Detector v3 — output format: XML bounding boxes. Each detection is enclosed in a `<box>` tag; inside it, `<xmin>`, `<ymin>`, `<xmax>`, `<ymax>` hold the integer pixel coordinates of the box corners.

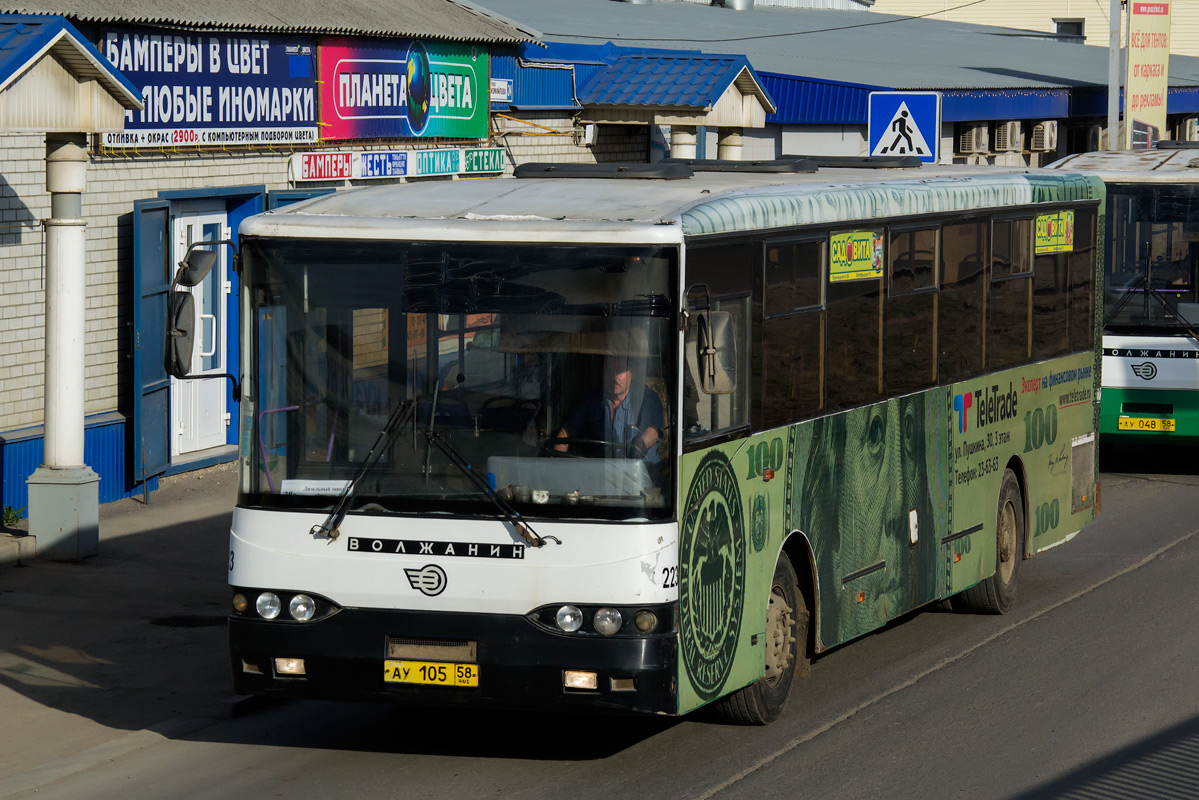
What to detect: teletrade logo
<box><xmin>953</xmin><ymin>392</ymin><xmax>973</xmax><ymax>433</ymax></box>
<box><xmin>954</xmin><ymin>383</ymin><xmax>1019</xmax><ymax>434</ymax></box>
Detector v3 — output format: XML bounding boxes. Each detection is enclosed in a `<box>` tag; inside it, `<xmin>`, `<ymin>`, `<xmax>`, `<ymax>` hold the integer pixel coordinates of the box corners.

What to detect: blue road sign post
<box><xmin>869</xmin><ymin>92</ymin><xmax>941</xmax><ymax>164</ymax></box>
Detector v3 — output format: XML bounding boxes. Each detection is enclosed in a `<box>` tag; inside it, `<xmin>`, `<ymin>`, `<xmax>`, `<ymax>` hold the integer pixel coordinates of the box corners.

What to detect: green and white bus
<box><xmin>1048</xmin><ymin>147</ymin><xmax>1199</xmax><ymax>445</ymax></box>
<box><xmin>174</xmin><ymin>159</ymin><xmax>1103</xmax><ymax>723</ymax></box>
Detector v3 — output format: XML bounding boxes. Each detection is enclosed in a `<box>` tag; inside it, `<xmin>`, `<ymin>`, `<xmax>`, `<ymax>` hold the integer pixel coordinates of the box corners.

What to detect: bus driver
<box><xmin>554</xmin><ymin>355</ymin><xmax>663</xmax><ymax>462</ymax></box>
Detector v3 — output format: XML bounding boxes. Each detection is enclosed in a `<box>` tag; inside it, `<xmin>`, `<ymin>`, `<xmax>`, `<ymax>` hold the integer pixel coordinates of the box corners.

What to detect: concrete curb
<box><xmin>0</xmin><ymin>533</ymin><xmax>35</xmax><ymax>567</ymax></box>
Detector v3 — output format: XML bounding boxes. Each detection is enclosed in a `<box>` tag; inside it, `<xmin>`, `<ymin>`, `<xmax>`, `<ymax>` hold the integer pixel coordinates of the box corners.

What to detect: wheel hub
<box><xmin>998</xmin><ymin>499</ymin><xmax>1017</xmax><ymax>581</ymax></box>
<box><xmin>763</xmin><ymin>586</ymin><xmax>795</xmax><ymax>685</ymax></box>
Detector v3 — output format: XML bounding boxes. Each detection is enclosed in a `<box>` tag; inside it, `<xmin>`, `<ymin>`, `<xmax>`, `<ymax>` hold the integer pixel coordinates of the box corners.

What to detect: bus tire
<box><xmin>956</xmin><ymin>468</ymin><xmax>1023</xmax><ymax>615</ymax></box>
<box><xmin>714</xmin><ymin>555</ymin><xmax>807</xmax><ymax>725</ymax></box>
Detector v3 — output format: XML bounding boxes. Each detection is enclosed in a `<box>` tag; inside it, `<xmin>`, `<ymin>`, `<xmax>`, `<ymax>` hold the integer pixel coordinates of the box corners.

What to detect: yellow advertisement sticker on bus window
<box><xmin>829</xmin><ymin>230</ymin><xmax>884</xmax><ymax>282</ymax></box>
<box><xmin>1035</xmin><ymin>210</ymin><xmax>1075</xmax><ymax>254</ymax></box>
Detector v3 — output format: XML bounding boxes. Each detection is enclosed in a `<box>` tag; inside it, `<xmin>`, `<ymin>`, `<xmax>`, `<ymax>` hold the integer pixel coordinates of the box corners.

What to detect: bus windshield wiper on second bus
<box><xmin>1106</xmin><ymin>275</ymin><xmax>1199</xmax><ymax>340</ymax></box>
<box><xmin>309</xmin><ymin>397</ymin><xmax>418</xmax><ymax>541</ymax></box>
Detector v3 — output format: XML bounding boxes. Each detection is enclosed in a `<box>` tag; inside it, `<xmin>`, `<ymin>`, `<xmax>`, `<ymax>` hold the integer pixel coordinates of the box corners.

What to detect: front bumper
<box><xmin>229</xmin><ymin>606</ymin><xmax>678</xmax><ymax>716</ymax></box>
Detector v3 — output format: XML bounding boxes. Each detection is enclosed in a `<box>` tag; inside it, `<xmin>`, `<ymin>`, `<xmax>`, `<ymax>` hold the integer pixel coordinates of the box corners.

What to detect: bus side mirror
<box><xmin>176</xmin><ymin>246</ymin><xmax>217</xmax><ymax>287</ymax></box>
<box><xmin>165</xmin><ymin>291</ymin><xmax>196</xmax><ymax>378</ymax></box>
<box><xmin>697</xmin><ymin>311</ymin><xmax>736</xmax><ymax>394</ymax></box>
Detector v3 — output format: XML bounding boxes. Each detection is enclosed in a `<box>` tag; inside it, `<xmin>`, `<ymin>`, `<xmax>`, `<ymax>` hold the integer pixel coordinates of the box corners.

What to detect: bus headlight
<box><xmin>234</xmin><ymin>587</ymin><xmax>341</xmax><ymax>623</ymax></box>
<box><xmin>633</xmin><ymin>610</ymin><xmax>658</xmax><ymax>632</ymax></box>
<box><xmin>556</xmin><ymin>605</ymin><xmax>583</xmax><ymax>632</ymax></box>
<box><xmin>289</xmin><ymin>594</ymin><xmax>316</xmax><ymax>622</ymax></box>
<box><xmin>256</xmin><ymin>592</ymin><xmax>281</xmax><ymax>620</ymax></box>
<box><xmin>594</xmin><ymin>607</ymin><xmax>623</xmax><ymax>635</ymax></box>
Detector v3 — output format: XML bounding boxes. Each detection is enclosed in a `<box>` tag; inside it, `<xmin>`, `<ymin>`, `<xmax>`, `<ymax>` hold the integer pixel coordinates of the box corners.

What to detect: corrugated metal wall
<box><xmin>0</xmin><ymin>414</ymin><xmax>158</xmax><ymax>518</ymax></box>
<box><xmin>761</xmin><ymin>72</ymin><xmax>873</xmax><ymax>125</ymax></box>
<box><xmin>490</xmin><ymin>50</ymin><xmax>581</xmax><ymax>111</ymax></box>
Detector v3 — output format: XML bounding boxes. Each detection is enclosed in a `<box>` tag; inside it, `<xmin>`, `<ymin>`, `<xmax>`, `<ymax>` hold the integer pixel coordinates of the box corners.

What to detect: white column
<box><xmin>717</xmin><ymin>128</ymin><xmax>744</xmax><ymax>161</ymax></box>
<box><xmin>43</xmin><ymin>137</ymin><xmax>88</xmax><ymax>466</ymax></box>
<box><xmin>28</xmin><ymin>133</ymin><xmax>99</xmax><ymax>561</ymax></box>
<box><xmin>670</xmin><ymin>126</ymin><xmax>697</xmax><ymax>159</ymax></box>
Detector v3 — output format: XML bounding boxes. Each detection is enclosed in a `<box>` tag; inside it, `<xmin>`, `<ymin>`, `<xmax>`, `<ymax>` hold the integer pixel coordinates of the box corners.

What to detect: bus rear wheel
<box><xmin>956</xmin><ymin>468</ymin><xmax>1024</xmax><ymax>614</ymax></box>
<box><xmin>715</xmin><ymin>555</ymin><xmax>808</xmax><ymax>725</ymax></box>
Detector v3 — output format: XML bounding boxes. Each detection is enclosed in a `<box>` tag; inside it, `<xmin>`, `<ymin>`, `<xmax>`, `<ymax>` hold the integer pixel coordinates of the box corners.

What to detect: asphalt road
<box><xmin>4</xmin><ymin>443</ymin><xmax>1198</xmax><ymax>800</ymax></box>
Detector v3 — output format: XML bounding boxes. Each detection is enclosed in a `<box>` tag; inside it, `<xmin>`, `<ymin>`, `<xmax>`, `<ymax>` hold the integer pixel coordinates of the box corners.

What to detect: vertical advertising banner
<box><xmin>319</xmin><ymin>39</ymin><xmax>488</xmax><ymax>140</ymax></box>
<box><xmin>98</xmin><ymin>27</ymin><xmax>318</xmax><ymax>147</ymax></box>
<box><xmin>1125</xmin><ymin>2</ymin><xmax>1172</xmax><ymax>149</ymax></box>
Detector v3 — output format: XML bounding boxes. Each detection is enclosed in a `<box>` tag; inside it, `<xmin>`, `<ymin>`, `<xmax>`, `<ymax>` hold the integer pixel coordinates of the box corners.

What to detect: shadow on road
<box><xmin>1011</xmin><ymin>713</ymin><xmax>1199</xmax><ymax>800</ymax></box>
<box><xmin>194</xmin><ymin>697</ymin><xmax>675</xmax><ymax>760</ymax></box>
<box><xmin>0</xmin><ymin>505</ymin><xmax>234</xmax><ymax>743</ymax></box>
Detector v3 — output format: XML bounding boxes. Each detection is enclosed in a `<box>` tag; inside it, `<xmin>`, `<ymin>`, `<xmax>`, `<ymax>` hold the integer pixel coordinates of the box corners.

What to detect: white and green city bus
<box><xmin>1048</xmin><ymin>146</ymin><xmax>1199</xmax><ymax>445</ymax></box>
<box><xmin>168</xmin><ymin>158</ymin><xmax>1103</xmax><ymax>723</ymax></box>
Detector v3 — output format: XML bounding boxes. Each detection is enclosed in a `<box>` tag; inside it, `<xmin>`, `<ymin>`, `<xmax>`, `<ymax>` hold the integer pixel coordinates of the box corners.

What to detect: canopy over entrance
<box><xmin>577</xmin><ymin>53</ymin><xmax>775</xmax><ymax>128</ymax></box>
<box><xmin>0</xmin><ymin>14</ymin><xmax>142</xmax><ymax>132</ymax></box>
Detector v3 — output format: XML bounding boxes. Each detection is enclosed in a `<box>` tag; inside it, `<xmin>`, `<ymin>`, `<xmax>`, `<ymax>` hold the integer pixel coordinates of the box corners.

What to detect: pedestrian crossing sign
<box><xmin>868</xmin><ymin>92</ymin><xmax>940</xmax><ymax>164</ymax></box>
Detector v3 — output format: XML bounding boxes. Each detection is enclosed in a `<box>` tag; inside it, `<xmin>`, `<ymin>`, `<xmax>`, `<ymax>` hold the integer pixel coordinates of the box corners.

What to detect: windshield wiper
<box><xmin>424</xmin><ymin>429</ymin><xmax>560</xmax><ymax>548</ymax></box>
<box><xmin>1106</xmin><ymin>275</ymin><xmax>1199</xmax><ymax>340</ymax></box>
<box><xmin>310</xmin><ymin>397</ymin><xmax>418</xmax><ymax>541</ymax></box>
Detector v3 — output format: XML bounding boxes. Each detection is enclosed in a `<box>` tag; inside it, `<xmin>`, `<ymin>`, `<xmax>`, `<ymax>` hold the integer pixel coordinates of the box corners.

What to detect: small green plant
<box><xmin>2</xmin><ymin>506</ymin><xmax>25</xmax><ymax>527</ymax></box>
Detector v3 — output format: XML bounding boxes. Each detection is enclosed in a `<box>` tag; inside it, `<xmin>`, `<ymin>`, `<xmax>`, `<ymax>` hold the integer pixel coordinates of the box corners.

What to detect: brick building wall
<box><xmin>493</xmin><ymin>112</ymin><xmax>649</xmax><ymax>168</ymax></box>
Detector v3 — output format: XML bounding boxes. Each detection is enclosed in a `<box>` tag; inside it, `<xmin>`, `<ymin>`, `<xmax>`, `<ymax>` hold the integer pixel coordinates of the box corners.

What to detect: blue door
<box><xmin>132</xmin><ymin>199</ymin><xmax>172</xmax><ymax>486</ymax></box>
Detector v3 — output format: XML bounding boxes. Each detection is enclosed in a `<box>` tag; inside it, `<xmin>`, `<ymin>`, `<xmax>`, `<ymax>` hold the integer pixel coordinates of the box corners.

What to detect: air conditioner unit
<box><xmin>1030</xmin><ymin>121</ymin><xmax>1058</xmax><ymax>152</ymax></box>
<box><xmin>958</xmin><ymin>123</ymin><xmax>989</xmax><ymax>155</ymax></box>
<box><xmin>1185</xmin><ymin>117</ymin><xmax>1199</xmax><ymax>142</ymax></box>
<box><xmin>993</xmin><ymin>121</ymin><xmax>1022</xmax><ymax>152</ymax></box>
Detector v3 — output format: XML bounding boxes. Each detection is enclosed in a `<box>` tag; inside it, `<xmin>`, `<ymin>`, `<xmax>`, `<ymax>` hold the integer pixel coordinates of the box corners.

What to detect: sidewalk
<box><xmin>0</xmin><ymin>463</ymin><xmax>240</xmax><ymax>792</ymax></box>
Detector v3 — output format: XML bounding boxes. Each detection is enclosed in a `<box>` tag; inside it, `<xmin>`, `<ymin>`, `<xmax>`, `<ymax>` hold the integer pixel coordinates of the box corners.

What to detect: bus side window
<box><xmin>762</xmin><ymin>238</ymin><xmax>824</xmax><ymax>428</ymax></box>
<box><xmin>884</xmin><ymin>226</ymin><xmax>937</xmax><ymax>396</ymax></box>
<box><xmin>988</xmin><ymin>218</ymin><xmax>1033</xmax><ymax>371</ymax></box>
<box><xmin>1068</xmin><ymin>209</ymin><xmax>1097</xmax><ymax>351</ymax></box>
<box><xmin>1033</xmin><ymin>250</ymin><xmax>1071</xmax><ymax>360</ymax></box>
<box><xmin>826</xmin><ymin>234</ymin><xmax>883</xmax><ymax>411</ymax></box>
<box><xmin>939</xmin><ymin>221</ymin><xmax>987</xmax><ymax>383</ymax></box>
<box><xmin>685</xmin><ymin>243</ymin><xmax>754</xmax><ymax>441</ymax></box>
<box><xmin>685</xmin><ymin>294</ymin><xmax>750</xmax><ymax>439</ymax></box>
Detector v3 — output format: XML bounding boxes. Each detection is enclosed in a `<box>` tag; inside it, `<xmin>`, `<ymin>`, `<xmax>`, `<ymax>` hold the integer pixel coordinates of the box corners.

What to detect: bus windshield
<box><xmin>1106</xmin><ymin>184</ymin><xmax>1199</xmax><ymax>331</ymax></box>
<box><xmin>240</xmin><ymin>238</ymin><xmax>678</xmax><ymax>522</ymax></box>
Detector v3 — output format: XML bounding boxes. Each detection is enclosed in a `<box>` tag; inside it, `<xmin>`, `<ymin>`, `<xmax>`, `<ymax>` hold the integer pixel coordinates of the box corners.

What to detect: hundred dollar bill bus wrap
<box><xmin>1047</xmin><ymin>146</ymin><xmax>1199</xmax><ymax>445</ymax></box>
<box><xmin>173</xmin><ymin>159</ymin><xmax>1103</xmax><ymax>724</ymax></box>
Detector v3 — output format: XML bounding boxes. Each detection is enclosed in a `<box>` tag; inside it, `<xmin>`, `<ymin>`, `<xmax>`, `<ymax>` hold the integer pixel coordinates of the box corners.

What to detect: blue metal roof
<box><xmin>0</xmin><ymin>13</ymin><xmax>140</xmax><ymax>103</ymax></box>
<box><xmin>492</xmin><ymin>41</ymin><xmax>775</xmax><ymax>114</ymax></box>
<box><xmin>495</xmin><ymin>33</ymin><xmax>1094</xmax><ymax>126</ymax></box>
<box><xmin>578</xmin><ymin>53</ymin><xmax>771</xmax><ymax>110</ymax></box>
<box><xmin>761</xmin><ymin>72</ymin><xmax>882</xmax><ymax>126</ymax></box>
